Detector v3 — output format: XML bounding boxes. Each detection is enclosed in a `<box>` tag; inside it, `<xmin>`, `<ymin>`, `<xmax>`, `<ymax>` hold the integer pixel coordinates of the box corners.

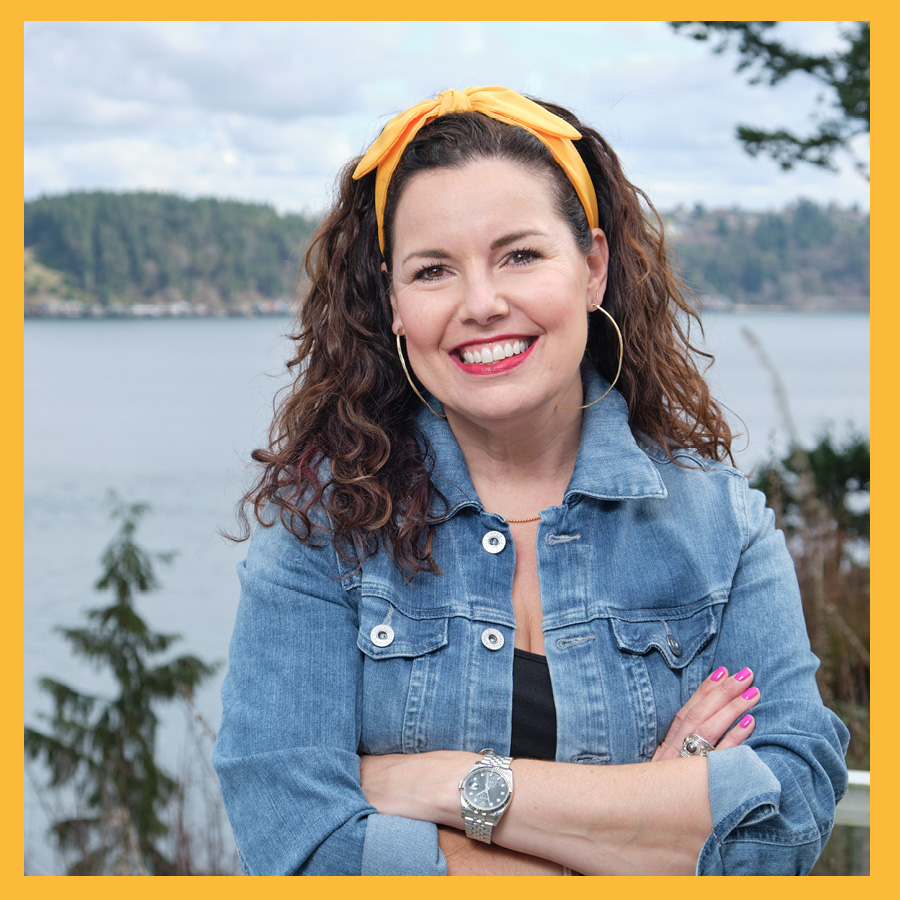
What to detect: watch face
<box><xmin>463</xmin><ymin>768</ymin><xmax>510</xmax><ymax>811</ymax></box>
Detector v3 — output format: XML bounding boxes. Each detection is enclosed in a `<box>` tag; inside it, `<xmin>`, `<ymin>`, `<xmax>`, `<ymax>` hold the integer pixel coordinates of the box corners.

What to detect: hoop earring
<box><xmin>560</xmin><ymin>302</ymin><xmax>624</xmax><ymax>410</ymax></box>
<box><xmin>395</xmin><ymin>328</ymin><xmax>447</xmax><ymax>419</ymax></box>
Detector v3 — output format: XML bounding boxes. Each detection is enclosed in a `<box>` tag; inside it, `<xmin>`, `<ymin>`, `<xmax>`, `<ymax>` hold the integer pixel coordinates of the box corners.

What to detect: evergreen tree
<box><xmin>670</xmin><ymin>21</ymin><xmax>869</xmax><ymax>178</ymax></box>
<box><xmin>25</xmin><ymin>494</ymin><xmax>218</xmax><ymax>875</ymax></box>
<box><xmin>752</xmin><ymin>429</ymin><xmax>870</xmax><ymax>546</ymax></box>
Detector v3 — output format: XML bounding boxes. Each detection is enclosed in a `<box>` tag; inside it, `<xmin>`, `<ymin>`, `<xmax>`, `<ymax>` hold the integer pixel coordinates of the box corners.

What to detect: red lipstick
<box><xmin>451</xmin><ymin>338</ymin><xmax>537</xmax><ymax>375</ymax></box>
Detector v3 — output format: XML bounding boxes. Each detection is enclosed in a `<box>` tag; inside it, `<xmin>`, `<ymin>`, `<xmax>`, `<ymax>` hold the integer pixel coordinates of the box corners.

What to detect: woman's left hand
<box><xmin>652</xmin><ymin>665</ymin><xmax>760</xmax><ymax>762</ymax></box>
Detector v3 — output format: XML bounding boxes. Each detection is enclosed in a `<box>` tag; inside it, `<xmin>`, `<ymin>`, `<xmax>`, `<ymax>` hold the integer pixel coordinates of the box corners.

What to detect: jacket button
<box><xmin>481</xmin><ymin>628</ymin><xmax>505</xmax><ymax>650</ymax></box>
<box><xmin>482</xmin><ymin>531</ymin><xmax>506</xmax><ymax>554</ymax></box>
<box><xmin>666</xmin><ymin>634</ymin><xmax>682</xmax><ymax>657</ymax></box>
<box><xmin>370</xmin><ymin>624</ymin><xmax>395</xmax><ymax>647</ymax></box>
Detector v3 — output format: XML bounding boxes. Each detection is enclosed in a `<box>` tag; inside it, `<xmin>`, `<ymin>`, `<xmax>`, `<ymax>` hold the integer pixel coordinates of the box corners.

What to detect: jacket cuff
<box><xmin>696</xmin><ymin>744</ymin><xmax>781</xmax><ymax>875</ymax></box>
<box><xmin>361</xmin><ymin>814</ymin><xmax>448</xmax><ymax>875</ymax></box>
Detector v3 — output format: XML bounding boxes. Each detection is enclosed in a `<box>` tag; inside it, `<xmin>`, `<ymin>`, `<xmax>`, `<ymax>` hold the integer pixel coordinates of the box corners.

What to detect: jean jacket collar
<box><xmin>416</xmin><ymin>366</ymin><xmax>667</xmax><ymax>521</ymax></box>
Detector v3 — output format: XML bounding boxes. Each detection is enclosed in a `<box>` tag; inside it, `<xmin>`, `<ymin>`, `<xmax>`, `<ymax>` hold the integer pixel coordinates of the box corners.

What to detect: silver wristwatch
<box><xmin>459</xmin><ymin>748</ymin><xmax>514</xmax><ymax>843</ymax></box>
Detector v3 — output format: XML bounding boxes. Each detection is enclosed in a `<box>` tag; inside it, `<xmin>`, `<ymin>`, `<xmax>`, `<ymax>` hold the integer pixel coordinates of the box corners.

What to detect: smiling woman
<box><xmin>212</xmin><ymin>86</ymin><xmax>848</xmax><ymax>876</ymax></box>
<box><xmin>387</xmin><ymin>159</ymin><xmax>605</xmax><ymax>429</ymax></box>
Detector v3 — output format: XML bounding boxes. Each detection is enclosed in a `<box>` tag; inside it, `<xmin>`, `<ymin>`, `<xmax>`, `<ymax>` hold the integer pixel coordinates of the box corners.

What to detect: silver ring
<box><xmin>680</xmin><ymin>732</ymin><xmax>715</xmax><ymax>758</ymax></box>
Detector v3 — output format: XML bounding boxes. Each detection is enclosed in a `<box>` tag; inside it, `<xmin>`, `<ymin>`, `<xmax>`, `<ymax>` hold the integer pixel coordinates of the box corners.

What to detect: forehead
<box><xmin>392</xmin><ymin>158</ymin><xmax>561</xmax><ymax>240</ymax></box>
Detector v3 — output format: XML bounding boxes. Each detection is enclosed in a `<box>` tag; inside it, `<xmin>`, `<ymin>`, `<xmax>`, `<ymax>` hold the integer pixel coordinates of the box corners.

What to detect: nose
<box><xmin>458</xmin><ymin>272</ymin><xmax>509</xmax><ymax>325</ymax></box>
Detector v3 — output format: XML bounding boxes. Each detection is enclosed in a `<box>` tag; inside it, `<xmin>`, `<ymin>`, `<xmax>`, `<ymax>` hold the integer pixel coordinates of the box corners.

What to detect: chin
<box><xmin>446</xmin><ymin>395</ymin><xmax>555</xmax><ymax>425</ymax></box>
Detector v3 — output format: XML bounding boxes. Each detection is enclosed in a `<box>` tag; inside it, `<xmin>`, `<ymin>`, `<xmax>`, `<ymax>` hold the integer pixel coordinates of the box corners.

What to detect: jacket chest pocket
<box><xmin>605</xmin><ymin>593</ymin><xmax>724</xmax><ymax>757</ymax></box>
<box><xmin>357</xmin><ymin>594</ymin><xmax>449</xmax><ymax>755</ymax></box>
<box><xmin>609</xmin><ymin>595</ymin><xmax>722</xmax><ymax>669</ymax></box>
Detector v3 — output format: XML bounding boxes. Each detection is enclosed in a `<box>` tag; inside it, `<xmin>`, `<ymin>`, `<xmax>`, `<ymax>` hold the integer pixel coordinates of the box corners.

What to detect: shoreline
<box><xmin>24</xmin><ymin>302</ymin><xmax>871</xmax><ymax>320</ymax></box>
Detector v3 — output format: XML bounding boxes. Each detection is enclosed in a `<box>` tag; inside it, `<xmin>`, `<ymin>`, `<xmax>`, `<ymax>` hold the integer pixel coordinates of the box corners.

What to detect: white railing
<box><xmin>834</xmin><ymin>769</ymin><xmax>869</xmax><ymax>827</ymax></box>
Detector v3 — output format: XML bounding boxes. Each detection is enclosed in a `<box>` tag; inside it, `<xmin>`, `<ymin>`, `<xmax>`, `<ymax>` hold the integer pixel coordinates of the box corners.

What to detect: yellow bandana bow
<box><xmin>352</xmin><ymin>86</ymin><xmax>599</xmax><ymax>253</ymax></box>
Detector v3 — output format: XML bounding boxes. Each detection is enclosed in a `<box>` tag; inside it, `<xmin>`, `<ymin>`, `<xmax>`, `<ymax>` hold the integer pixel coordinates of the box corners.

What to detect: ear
<box><xmin>382</xmin><ymin>261</ymin><xmax>403</xmax><ymax>334</ymax></box>
<box><xmin>585</xmin><ymin>228</ymin><xmax>610</xmax><ymax>311</ymax></box>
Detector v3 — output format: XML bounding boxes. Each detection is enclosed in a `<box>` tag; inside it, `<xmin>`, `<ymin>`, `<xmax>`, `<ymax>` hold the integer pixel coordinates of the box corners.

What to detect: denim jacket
<box><xmin>213</xmin><ymin>371</ymin><xmax>849</xmax><ymax>876</ymax></box>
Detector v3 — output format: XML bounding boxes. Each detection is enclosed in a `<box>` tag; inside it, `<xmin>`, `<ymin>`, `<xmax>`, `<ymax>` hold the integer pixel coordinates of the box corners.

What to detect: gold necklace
<box><xmin>505</xmin><ymin>514</ymin><xmax>541</xmax><ymax>523</ymax></box>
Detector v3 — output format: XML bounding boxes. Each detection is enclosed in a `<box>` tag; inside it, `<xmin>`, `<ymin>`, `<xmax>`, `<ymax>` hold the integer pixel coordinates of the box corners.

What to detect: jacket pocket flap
<box><xmin>608</xmin><ymin>598</ymin><xmax>721</xmax><ymax>669</ymax></box>
<box><xmin>358</xmin><ymin>595</ymin><xmax>449</xmax><ymax>659</ymax></box>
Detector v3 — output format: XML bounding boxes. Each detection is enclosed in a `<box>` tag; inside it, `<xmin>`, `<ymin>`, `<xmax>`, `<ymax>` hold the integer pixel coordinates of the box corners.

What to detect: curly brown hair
<box><xmin>236</xmin><ymin>97</ymin><xmax>733</xmax><ymax>576</ymax></box>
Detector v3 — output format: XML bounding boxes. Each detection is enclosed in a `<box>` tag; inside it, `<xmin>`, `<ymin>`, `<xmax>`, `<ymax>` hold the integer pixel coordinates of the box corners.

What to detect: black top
<box><xmin>509</xmin><ymin>648</ymin><xmax>557</xmax><ymax>760</ymax></box>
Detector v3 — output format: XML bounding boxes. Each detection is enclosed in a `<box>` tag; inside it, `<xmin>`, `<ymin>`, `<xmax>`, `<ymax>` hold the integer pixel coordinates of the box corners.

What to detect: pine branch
<box><xmin>26</xmin><ymin>493</ymin><xmax>217</xmax><ymax>874</ymax></box>
<box><xmin>670</xmin><ymin>21</ymin><xmax>869</xmax><ymax>178</ymax></box>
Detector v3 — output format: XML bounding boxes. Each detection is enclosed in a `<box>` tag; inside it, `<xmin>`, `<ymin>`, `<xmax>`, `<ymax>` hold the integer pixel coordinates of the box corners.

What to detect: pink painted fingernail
<box><xmin>734</xmin><ymin>668</ymin><xmax>752</xmax><ymax>681</ymax></box>
<box><xmin>710</xmin><ymin>666</ymin><xmax>727</xmax><ymax>682</ymax></box>
<box><xmin>739</xmin><ymin>714</ymin><xmax>754</xmax><ymax>728</ymax></box>
<box><xmin>741</xmin><ymin>687</ymin><xmax>759</xmax><ymax>701</ymax></box>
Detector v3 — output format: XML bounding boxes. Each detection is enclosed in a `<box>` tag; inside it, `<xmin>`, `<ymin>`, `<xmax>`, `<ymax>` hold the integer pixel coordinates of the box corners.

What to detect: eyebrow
<box><xmin>400</xmin><ymin>230</ymin><xmax>546</xmax><ymax>268</ymax></box>
<box><xmin>491</xmin><ymin>230</ymin><xmax>544</xmax><ymax>250</ymax></box>
<box><xmin>401</xmin><ymin>248</ymin><xmax>447</xmax><ymax>267</ymax></box>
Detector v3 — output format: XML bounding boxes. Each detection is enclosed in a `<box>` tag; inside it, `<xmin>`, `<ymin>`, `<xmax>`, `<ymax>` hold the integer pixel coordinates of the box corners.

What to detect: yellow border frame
<box><xmin>16</xmin><ymin>8</ymin><xmax>882</xmax><ymax>893</ymax></box>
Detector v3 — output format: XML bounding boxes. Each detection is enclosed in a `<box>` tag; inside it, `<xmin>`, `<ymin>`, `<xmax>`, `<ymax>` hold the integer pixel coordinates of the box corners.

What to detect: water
<box><xmin>23</xmin><ymin>311</ymin><xmax>869</xmax><ymax>871</ymax></box>
<box><xmin>24</xmin><ymin>317</ymin><xmax>295</xmax><ymax>873</ymax></box>
<box><xmin>700</xmin><ymin>311</ymin><xmax>869</xmax><ymax>463</ymax></box>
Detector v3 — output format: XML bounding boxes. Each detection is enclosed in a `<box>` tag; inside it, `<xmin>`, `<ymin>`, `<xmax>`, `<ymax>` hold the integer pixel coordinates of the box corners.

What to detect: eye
<box><xmin>506</xmin><ymin>248</ymin><xmax>541</xmax><ymax>266</ymax></box>
<box><xmin>413</xmin><ymin>263</ymin><xmax>447</xmax><ymax>282</ymax></box>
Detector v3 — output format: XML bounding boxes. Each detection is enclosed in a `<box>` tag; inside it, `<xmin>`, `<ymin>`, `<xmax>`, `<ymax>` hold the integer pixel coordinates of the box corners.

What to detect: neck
<box><xmin>446</xmin><ymin>405</ymin><xmax>584</xmax><ymax>517</ymax></box>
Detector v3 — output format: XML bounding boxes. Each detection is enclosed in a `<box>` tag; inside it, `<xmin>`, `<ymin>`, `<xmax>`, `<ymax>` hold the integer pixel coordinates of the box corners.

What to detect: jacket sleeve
<box><xmin>696</xmin><ymin>479</ymin><xmax>850</xmax><ymax>875</ymax></box>
<box><xmin>212</xmin><ymin>512</ymin><xmax>448</xmax><ymax>875</ymax></box>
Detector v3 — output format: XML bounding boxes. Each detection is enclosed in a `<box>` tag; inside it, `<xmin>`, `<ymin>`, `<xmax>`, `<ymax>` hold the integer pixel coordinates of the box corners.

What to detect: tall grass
<box><xmin>742</xmin><ymin>327</ymin><xmax>869</xmax><ymax>875</ymax></box>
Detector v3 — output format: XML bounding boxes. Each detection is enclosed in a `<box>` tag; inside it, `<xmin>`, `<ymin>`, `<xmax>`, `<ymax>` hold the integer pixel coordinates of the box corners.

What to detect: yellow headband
<box><xmin>352</xmin><ymin>85</ymin><xmax>600</xmax><ymax>253</ymax></box>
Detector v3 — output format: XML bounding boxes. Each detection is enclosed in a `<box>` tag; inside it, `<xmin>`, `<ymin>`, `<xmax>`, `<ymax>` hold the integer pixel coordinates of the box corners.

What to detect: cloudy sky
<box><xmin>24</xmin><ymin>21</ymin><xmax>870</xmax><ymax>215</ymax></box>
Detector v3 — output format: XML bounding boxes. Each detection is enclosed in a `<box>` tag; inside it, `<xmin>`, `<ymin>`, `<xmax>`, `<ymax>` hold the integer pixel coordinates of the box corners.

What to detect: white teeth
<box><xmin>460</xmin><ymin>338</ymin><xmax>531</xmax><ymax>365</ymax></box>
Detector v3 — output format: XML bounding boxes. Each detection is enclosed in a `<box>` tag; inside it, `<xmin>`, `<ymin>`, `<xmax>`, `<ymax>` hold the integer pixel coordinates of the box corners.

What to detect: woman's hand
<box><xmin>652</xmin><ymin>666</ymin><xmax>760</xmax><ymax>762</ymax></box>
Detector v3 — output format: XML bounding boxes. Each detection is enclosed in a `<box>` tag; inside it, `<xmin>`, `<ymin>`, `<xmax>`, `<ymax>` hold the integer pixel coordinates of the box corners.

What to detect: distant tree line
<box><xmin>24</xmin><ymin>191</ymin><xmax>869</xmax><ymax>312</ymax></box>
<box><xmin>666</xmin><ymin>200</ymin><xmax>868</xmax><ymax>307</ymax></box>
<box><xmin>25</xmin><ymin>192</ymin><xmax>318</xmax><ymax>311</ymax></box>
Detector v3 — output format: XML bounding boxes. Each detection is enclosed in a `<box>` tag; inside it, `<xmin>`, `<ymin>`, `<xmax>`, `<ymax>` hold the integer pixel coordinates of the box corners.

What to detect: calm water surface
<box><xmin>24</xmin><ymin>311</ymin><xmax>869</xmax><ymax>870</ymax></box>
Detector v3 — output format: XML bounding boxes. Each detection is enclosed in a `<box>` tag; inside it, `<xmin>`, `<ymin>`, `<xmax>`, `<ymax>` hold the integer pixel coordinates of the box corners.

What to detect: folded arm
<box><xmin>213</xmin><ymin>513</ymin><xmax>447</xmax><ymax>875</ymax></box>
<box><xmin>361</xmin><ymin>665</ymin><xmax>760</xmax><ymax>875</ymax></box>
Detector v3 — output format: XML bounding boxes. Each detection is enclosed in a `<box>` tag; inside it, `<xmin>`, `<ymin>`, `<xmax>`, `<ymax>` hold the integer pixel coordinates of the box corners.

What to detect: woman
<box><xmin>213</xmin><ymin>87</ymin><xmax>849</xmax><ymax>875</ymax></box>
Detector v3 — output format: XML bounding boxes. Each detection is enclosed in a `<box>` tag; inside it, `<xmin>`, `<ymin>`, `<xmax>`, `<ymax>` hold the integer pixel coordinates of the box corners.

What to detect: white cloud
<box><xmin>24</xmin><ymin>21</ymin><xmax>869</xmax><ymax>214</ymax></box>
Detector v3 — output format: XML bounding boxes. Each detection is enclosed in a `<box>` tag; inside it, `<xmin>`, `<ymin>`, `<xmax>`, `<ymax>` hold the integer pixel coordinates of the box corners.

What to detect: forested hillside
<box><xmin>665</xmin><ymin>201</ymin><xmax>869</xmax><ymax>309</ymax></box>
<box><xmin>24</xmin><ymin>192</ymin><xmax>869</xmax><ymax>315</ymax></box>
<box><xmin>25</xmin><ymin>192</ymin><xmax>318</xmax><ymax>314</ymax></box>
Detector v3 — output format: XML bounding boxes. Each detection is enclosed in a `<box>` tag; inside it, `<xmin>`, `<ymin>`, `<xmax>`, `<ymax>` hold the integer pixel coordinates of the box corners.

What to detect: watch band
<box><xmin>462</xmin><ymin>812</ymin><xmax>495</xmax><ymax>843</ymax></box>
<box><xmin>460</xmin><ymin>749</ymin><xmax>514</xmax><ymax>843</ymax></box>
<box><xmin>479</xmin><ymin>750</ymin><xmax>513</xmax><ymax>770</ymax></box>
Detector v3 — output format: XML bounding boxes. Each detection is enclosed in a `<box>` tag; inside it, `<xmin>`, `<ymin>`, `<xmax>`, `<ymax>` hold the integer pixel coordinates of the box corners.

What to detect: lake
<box><xmin>23</xmin><ymin>311</ymin><xmax>869</xmax><ymax>872</ymax></box>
